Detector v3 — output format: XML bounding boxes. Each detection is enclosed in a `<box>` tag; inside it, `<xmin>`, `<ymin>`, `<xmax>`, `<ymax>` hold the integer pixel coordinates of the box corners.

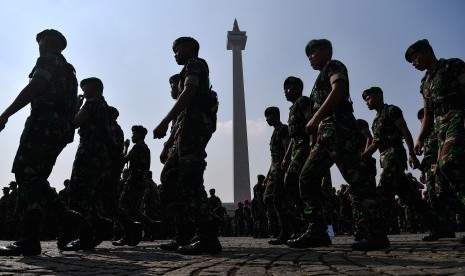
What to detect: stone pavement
<box><xmin>0</xmin><ymin>233</ymin><xmax>464</xmax><ymax>275</ymax></box>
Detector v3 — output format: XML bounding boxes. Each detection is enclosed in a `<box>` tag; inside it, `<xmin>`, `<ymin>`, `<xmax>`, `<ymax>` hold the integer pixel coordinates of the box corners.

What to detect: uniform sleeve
<box><xmin>326</xmin><ymin>61</ymin><xmax>348</xmax><ymax>85</ymax></box>
<box><xmin>303</xmin><ymin>97</ymin><xmax>313</xmax><ymax>121</ymax></box>
<box><xmin>390</xmin><ymin>106</ymin><xmax>407</xmax><ymax>128</ymax></box>
<box><xmin>31</xmin><ymin>55</ymin><xmax>57</xmax><ymax>82</ymax></box>
<box><xmin>184</xmin><ymin>59</ymin><xmax>204</xmax><ymax>87</ymax></box>
<box><xmin>76</xmin><ymin>99</ymin><xmax>97</xmax><ymax>121</ymax></box>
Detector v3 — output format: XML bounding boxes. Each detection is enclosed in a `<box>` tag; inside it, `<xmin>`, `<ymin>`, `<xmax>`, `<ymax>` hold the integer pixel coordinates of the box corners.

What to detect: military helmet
<box><xmin>405</xmin><ymin>39</ymin><xmax>433</xmax><ymax>63</ymax></box>
<box><xmin>36</xmin><ymin>29</ymin><xmax>67</xmax><ymax>50</ymax></box>
<box><xmin>305</xmin><ymin>39</ymin><xmax>332</xmax><ymax>56</ymax></box>
<box><xmin>172</xmin><ymin>37</ymin><xmax>199</xmax><ymax>53</ymax></box>
<box><xmin>362</xmin><ymin>87</ymin><xmax>383</xmax><ymax>101</ymax></box>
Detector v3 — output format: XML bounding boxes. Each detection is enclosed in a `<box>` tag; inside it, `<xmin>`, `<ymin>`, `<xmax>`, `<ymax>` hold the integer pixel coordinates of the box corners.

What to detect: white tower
<box><xmin>227</xmin><ymin>19</ymin><xmax>251</xmax><ymax>202</ymax></box>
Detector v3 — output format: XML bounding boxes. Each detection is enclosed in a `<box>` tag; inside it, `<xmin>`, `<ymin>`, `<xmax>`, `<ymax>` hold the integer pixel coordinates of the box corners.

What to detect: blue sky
<box><xmin>0</xmin><ymin>0</ymin><xmax>464</xmax><ymax>203</ymax></box>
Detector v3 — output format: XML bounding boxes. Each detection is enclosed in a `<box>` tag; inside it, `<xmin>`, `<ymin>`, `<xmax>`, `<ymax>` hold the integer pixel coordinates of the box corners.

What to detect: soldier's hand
<box><xmin>77</xmin><ymin>94</ymin><xmax>84</xmax><ymax>108</ymax></box>
<box><xmin>408</xmin><ymin>154</ymin><xmax>420</xmax><ymax>169</ymax></box>
<box><xmin>153</xmin><ymin>120</ymin><xmax>169</xmax><ymax>139</ymax></box>
<box><xmin>0</xmin><ymin>115</ymin><xmax>7</xmax><ymax>132</ymax></box>
<box><xmin>419</xmin><ymin>172</ymin><xmax>426</xmax><ymax>184</ymax></box>
<box><xmin>305</xmin><ymin>117</ymin><xmax>318</xmax><ymax>136</ymax></box>
<box><xmin>413</xmin><ymin>140</ymin><xmax>423</xmax><ymax>155</ymax></box>
<box><xmin>160</xmin><ymin>146</ymin><xmax>169</xmax><ymax>164</ymax></box>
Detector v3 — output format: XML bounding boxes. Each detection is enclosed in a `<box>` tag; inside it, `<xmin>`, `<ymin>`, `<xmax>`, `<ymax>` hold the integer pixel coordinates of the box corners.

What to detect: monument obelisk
<box><xmin>227</xmin><ymin>19</ymin><xmax>251</xmax><ymax>203</ymax></box>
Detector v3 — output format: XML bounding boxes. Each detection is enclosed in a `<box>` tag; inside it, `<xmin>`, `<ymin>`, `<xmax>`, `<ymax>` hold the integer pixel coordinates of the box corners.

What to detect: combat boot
<box><xmin>351</xmin><ymin>234</ymin><xmax>390</xmax><ymax>251</ymax></box>
<box><xmin>177</xmin><ymin>221</ymin><xmax>222</xmax><ymax>255</ymax></box>
<box><xmin>289</xmin><ymin>218</ymin><xmax>305</xmax><ymax>240</ymax></box>
<box><xmin>422</xmin><ymin>222</ymin><xmax>456</xmax><ymax>242</ymax></box>
<box><xmin>62</xmin><ymin>224</ymin><xmax>96</xmax><ymax>252</ymax></box>
<box><xmin>177</xmin><ymin>238</ymin><xmax>222</xmax><ymax>255</ymax></box>
<box><xmin>0</xmin><ymin>208</ymin><xmax>42</xmax><ymax>256</ymax></box>
<box><xmin>92</xmin><ymin>216</ymin><xmax>113</xmax><ymax>248</ymax></box>
<box><xmin>61</xmin><ymin>238</ymin><xmax>95</xmax><ymax>252</ymax></box>
<box><xmin>160</xmin><ymin>222</ymin><xmax>195</xmax><ymax>251</ymax></box>
<box><xmin>285</xmin><ymin>223</ymin><xmax>331</xmax><ymax>248</ymax></box>
<box><xmin>159</xmin><ymin>233</ymin><xmax>198</xmax><ymax>251</ymax></box>
<box><xmin>422</xmin><ymin>230</ymin><xmax>456</xmax><ymax>242</ymax></box>
<box><xmin>0</xmin><ymin>240</ymin><xmax>41</xmax><ymax>256</ymax></box>
<box><xmin>268</xmin><ymin>225</ymin><xmax>291</xmax><ymax>245</ymax></box>
<box><xmin>352</xmin><ymin>216</ymin><xmax>390</xmax><ymax>251</ymax></box>
<box><xmin>112</xmin><ymin>221</ymin><xmax>142</xmax><ymax>247</ymax></box>
<box><xmin>57</xmin><ymin>209</ymin><xmax>83</xmax><ymax>250</ymax></box>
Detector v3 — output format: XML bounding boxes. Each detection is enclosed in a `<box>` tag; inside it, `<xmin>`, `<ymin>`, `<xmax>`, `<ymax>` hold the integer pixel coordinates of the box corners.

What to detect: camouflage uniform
<box><xmin>68</xmin><ymin>94</ymin><xmax>112</xmax><ymax>242</ymax></box>
<box><xmin>251</xmin><ymin>179</ymin><xmax>266</xmax><ymax>238</ymax></box>
<box><xmin>419</xmin><ymin>118</ymin><xmax>456</xmax><ymax>230</ymax></box>
<box><xmin>356</xmin><ymin>119</ymin><xmax>377</xmax><ymax>188</ymax></box>
<box><xmin>297</xmin><ymin>59</ymin><xmax>384</xmax><ymax>244</ymax></box>
<box><xmin>13</xmin><ymin>51</ymin><xmax>77</xmax><ymax>243</ymax></box>
<box><xmin>0</xmin><ymin>189</ymin><xmax>9</xmax><ymax>239</ymax></box>
<box><xmin>119</xmin><ymin>140</ymin><xmax>151</xmax><ymax>223</ymax></box>
<box><xmin>264</xmin><ymin>122</ymin><xmax>290</xmax><ymax>240</ymax></box>
<box><xmin>372</xmin><ymin>104</ymin><xmax>437</xmax><ymax>230</ymax></box>
<box><xmin>420</xmin><ymin>58</ymin><xmax>465</xmax><ymax>215</ymax></box>
<box><xmin>159</xmin><ymin>56</ymin><xmax>218</xmax><ymax>244</ymax></box>
<box><xmin>285</xmin><ymin>95</ymin><xmax>312</xmax><ymax>216</ymax></box>
<box><xmin>300</xmin><ymin>60</ymin><xmax>374</xmax><ymax>219</ymax></box>
<box><xmin>99</xmin><ymin>109</ymin><xmax>125</xmax><ymax>218</ymax></box>
<box><xmin>352</xmin><ymin>119</ymin><xmax>376</xmax><ymax>238</ymax></box>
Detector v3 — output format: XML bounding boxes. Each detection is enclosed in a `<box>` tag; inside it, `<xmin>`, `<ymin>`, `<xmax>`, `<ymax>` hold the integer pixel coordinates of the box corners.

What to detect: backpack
<box><xmin>204</xmin><ymin>88</ymin><xmax>219</xmax><ymax>133</ymax></box>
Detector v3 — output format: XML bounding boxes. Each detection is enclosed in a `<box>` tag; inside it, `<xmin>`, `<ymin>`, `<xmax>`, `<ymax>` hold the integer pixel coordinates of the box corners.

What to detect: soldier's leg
<box><xmin>269</xmin><ymin>167</ymin><xmax>292</xmax><ymax>244</ymax></box>
<box><xmin>284</xmin><ymin>144</ymin><xmax>308</xmax><ymax>216</ymax></box>
<box><xmin>437</xmin><ymin>116</ymin><xmax>465</xmax><ymax>215</ymax></box>
<box><xmin>0</xmin><ymin>126</ymin><xmax>67</xmax><ymax>256</ymax></box>
<box><xmin>334</xmin><ymin>143</ymin><xmax>389</xmax><ymax>250</ymax></box>
<box><xmin>427</xmin><ymin>171</ymin><xmax>454</xmax><ymax>229</ymax></box>
<box><xmin>286</xmin><ymin>142</ymin><xmax>333</xmax><ymax>248</ymax></box>
<box><xmin>175</xmin><ymin>115</ymin><xmax>221</xmax><ymax>255</ymax></box>
<box><xmin>158</xmin><ymin>152</ymin><xmax>195</xmax><ymax>251</ymax></box>
<box><xmin>284</xmin><ymin>144</ymin><xmax>309</xmax><ymax>239</ymax></box>
<box><xmin>263</xmin><ymin>181</ymin><xmax>278</xmax><ymax>237</ymax></box>
<box><xmin>176</xmin><ymin>151</ymin><xmax>222</xmax><ymax>255</ymax></box>
<box><xmin>65</xmin><ymin>144</ymin><xmax>110</xmax><ymax>251</ymax></box>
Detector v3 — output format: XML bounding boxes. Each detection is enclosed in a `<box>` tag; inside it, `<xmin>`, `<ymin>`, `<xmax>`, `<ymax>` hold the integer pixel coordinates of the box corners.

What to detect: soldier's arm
<box><xmin>153</xmin><ymin>84</ymin><xmax>196</xmax><ymax>139</ymax></box>
<box><xmin>160</xmin><ymin>133</ymin><xmax>175</xmax><ymax>164</ymax></box>
<box><xmin>0</xmin><ymin>77</ymin><xmax>47</xmax><ymax>131</ymax></box>
<box><xmin>282</xmin><ymin>138</ymin><xmax>294</xmax><ymax>169</ymax></box>
<box><xmin>161</xmin><ymin>121</ymin><xmax>177</xmax><ymax>154</ymax></box>
<box><xmin>306</xmin><ymin>80</ymin><xmax>348</xmax><ymax>134</ymax></box>
<box><xmin>361</xmin><ymin>141</ymin><xmax>378</xmax><ymax>159</ymax></box>
<box><xmin>123</xmin><ymin>145</ymin><xmax>136</xmax><ymax>163</ymax></box>
<box><xmin>72</xmin><ymin>108</ymin><xmax>89</xmax><ymax>128</ymax></box>
<box><xmin>363</xmin><ymin>131</ymin><xmax>373</xmax><ymax>151</ymax></box>
<box><xmin>399</xmin><ymin>124</ymin><xmax>415</xmax><ymax>156</ymax></box>
<box><xmin>399</xmin><ymin>123</ymin><xmax>420</xmax><ymax>169</ymax></box>
<box><xmin>414</xmin><ymin>107</ymin><xmax>433</xmax><ymax>155</ymax></box>
<box><xmin>281</xmin><ymin>136</ymin><xmax>291</xmax><ymax>158</ymax></box>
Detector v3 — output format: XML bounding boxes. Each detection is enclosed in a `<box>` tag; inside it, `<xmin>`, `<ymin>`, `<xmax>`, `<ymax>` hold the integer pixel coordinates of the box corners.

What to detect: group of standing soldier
<box><xmin>259</xmin><ymin>38</ymin><xmax>465</xmax><ymax>251</ymax></box>
<box><xmin>0</xmin><ymin>28</ymin><xmax>464</xmax><ymax>257</ymax></box>
<box><xmin>0</xmin><ymin>30</ymin><xmax>219</xmax><ymax>256</ymax></box>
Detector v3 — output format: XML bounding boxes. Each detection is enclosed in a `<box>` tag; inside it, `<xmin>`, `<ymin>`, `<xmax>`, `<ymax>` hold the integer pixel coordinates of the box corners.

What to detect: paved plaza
<box><xmin>0</xmin><ymin>233</ymin><xmax>464</xmax><ymax>275</ymax></box>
